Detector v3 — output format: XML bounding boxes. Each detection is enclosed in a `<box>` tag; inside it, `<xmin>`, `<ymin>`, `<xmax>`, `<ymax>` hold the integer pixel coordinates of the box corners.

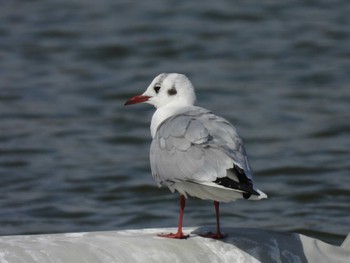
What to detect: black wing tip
<box><xmin>213</xmin><ymin>177</ymin><xmax>260</xmax><ymax>199</ymax></box>
<box><xmin>243</xmin><ymin>193</ymin><xmax>251</xmax><ymax>199</ymax></box>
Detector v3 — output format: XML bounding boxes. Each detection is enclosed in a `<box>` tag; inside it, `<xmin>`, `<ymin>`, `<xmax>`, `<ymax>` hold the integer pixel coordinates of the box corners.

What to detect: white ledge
<box><xmin>0</xmin><ymin>227</ymin><xmax>349</xmax><ymax>263</ymax></box>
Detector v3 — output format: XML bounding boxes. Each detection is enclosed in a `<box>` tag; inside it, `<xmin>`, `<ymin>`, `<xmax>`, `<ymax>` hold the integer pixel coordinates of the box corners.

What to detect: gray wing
<box><xmin>150</xmin><ymin>107</ymin><xmax>254</xmax><ymax>189</ymax></box>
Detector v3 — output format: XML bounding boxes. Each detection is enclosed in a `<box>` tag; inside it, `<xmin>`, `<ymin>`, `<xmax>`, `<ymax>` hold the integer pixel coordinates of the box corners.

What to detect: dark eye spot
<box><xmin>168</xmin><ymin>87</ymin><xmax>177</xmax><ymax>96</ymax></box>
<box><xmin>154</xmin><ymin>85</ymin><xmax>161</xmax><ymax>94</ymax></box>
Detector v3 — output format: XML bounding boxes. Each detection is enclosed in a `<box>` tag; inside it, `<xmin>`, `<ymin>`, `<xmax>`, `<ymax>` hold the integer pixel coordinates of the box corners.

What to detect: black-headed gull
<box><xmin>125</xmin><ymin>73</ymin><xmax>267</xmax><ymax>239</ymax></box>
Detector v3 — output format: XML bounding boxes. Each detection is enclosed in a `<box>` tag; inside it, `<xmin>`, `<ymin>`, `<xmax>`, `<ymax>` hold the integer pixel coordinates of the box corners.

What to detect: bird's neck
<box><xmin>150</xmin><ymin>101</ymin><xmax>194</xmax><ymax>138</ymax></box>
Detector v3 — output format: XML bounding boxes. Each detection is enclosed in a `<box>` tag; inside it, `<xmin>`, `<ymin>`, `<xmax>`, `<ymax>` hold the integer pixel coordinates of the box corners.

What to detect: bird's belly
<box><xmin>167</xmin><ymin>181</ymin><xmax>244</xmax><ymax>203</ymax></box>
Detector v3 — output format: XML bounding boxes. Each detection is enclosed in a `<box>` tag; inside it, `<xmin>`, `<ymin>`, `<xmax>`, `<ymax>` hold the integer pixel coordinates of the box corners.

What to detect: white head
<box><xmin>125</xmin><ymin>73</ymin><xmax>196</xmax><ymax>109</ymax></box>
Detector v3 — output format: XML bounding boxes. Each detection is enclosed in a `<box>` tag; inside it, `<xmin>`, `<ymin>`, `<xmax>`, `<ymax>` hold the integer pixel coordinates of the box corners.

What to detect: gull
<box><xmin>125</xmin><ymin>73</ymin><xmax>267</xmax><ymax>239</ymax></box>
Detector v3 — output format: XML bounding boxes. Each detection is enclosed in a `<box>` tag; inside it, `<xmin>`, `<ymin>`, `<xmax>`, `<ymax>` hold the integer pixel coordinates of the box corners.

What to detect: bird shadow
<box><xmin>191</xmin><ymin>226</ymin><xmax>309</xmax><ymax>263</ymax></box>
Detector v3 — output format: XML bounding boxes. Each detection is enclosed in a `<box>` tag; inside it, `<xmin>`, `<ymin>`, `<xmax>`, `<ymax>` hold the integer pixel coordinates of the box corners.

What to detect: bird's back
<box><xmin>149</xmin><ymin>106</ymin><xmax>266</xmax><ymax>201</ymax></box>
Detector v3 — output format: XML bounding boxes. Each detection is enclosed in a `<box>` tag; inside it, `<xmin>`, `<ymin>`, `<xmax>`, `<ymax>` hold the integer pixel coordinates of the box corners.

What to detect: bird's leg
<box><xmin>158</xmin><ymin>195</ymin><xmax>189</xmax><ymax>239</ymax></box>
<box><xmin>200</xmin><ymin>201</ymin><xmax>227</xmax><ymax>239</ymax></box>
<box><xmin>213</xmin><ymin>201</ymin><xmax>227</xmax><ymax>239</ymax></box>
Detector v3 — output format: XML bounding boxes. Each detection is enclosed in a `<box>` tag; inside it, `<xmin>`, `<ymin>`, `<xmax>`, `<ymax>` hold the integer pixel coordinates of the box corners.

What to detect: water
<box><xmin>1</xmin><ymin>0</ymin><xmax>349</xmax><ymax>245</ymax></box>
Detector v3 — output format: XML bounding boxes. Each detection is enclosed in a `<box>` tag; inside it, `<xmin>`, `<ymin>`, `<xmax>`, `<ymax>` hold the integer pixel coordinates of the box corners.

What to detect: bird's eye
<box><xmin>154</xmin><ymin>85</ymin><xmax>161</xmax><ymax>94</ymax></box>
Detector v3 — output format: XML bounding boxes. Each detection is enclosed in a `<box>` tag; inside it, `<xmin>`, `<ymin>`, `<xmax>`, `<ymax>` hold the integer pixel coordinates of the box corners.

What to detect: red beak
<box><xmin>124</xmin><ymin>95</ymin><xmax>151</xmax><ymax>106</ymax></box>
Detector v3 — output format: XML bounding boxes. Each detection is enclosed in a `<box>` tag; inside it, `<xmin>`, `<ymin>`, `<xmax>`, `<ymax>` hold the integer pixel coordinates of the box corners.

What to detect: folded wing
<box><xmin>150</xmin><ymin>107</ymin><xmax>259</xmax><ymax>199</ymax></box>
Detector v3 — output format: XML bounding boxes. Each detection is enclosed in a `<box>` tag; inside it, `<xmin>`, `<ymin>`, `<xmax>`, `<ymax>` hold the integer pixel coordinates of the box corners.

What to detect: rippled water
<box><xmin>1</xmin><ymin>0</ymin><xmax>349</xmax><ymax>245</ymax></box>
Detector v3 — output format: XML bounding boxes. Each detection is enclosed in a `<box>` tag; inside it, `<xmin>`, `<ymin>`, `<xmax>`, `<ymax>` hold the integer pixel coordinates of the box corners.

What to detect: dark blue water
<box><xmin>1</xmin><ymin>0</ymin><xmax>349</xmax><ymax>245</ymax></box>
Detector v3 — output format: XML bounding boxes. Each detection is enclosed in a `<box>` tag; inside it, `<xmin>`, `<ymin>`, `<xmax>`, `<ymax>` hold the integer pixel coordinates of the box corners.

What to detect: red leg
<box><xmin>200</xmin><ymin>201</ymin><xmax>227</xmax><ymax>239</ymax></box>
<box><xmin>158</xmin><ymin>195</ymin><xmax>189</xmax><ymax>239</ymax></box>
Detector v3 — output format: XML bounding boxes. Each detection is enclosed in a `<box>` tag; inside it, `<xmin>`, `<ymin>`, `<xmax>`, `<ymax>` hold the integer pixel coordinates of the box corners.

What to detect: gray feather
<box><xmin>150</xmin><ymin>106</ymin><xmax>253</xmax><ymax>186</ymax></box>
